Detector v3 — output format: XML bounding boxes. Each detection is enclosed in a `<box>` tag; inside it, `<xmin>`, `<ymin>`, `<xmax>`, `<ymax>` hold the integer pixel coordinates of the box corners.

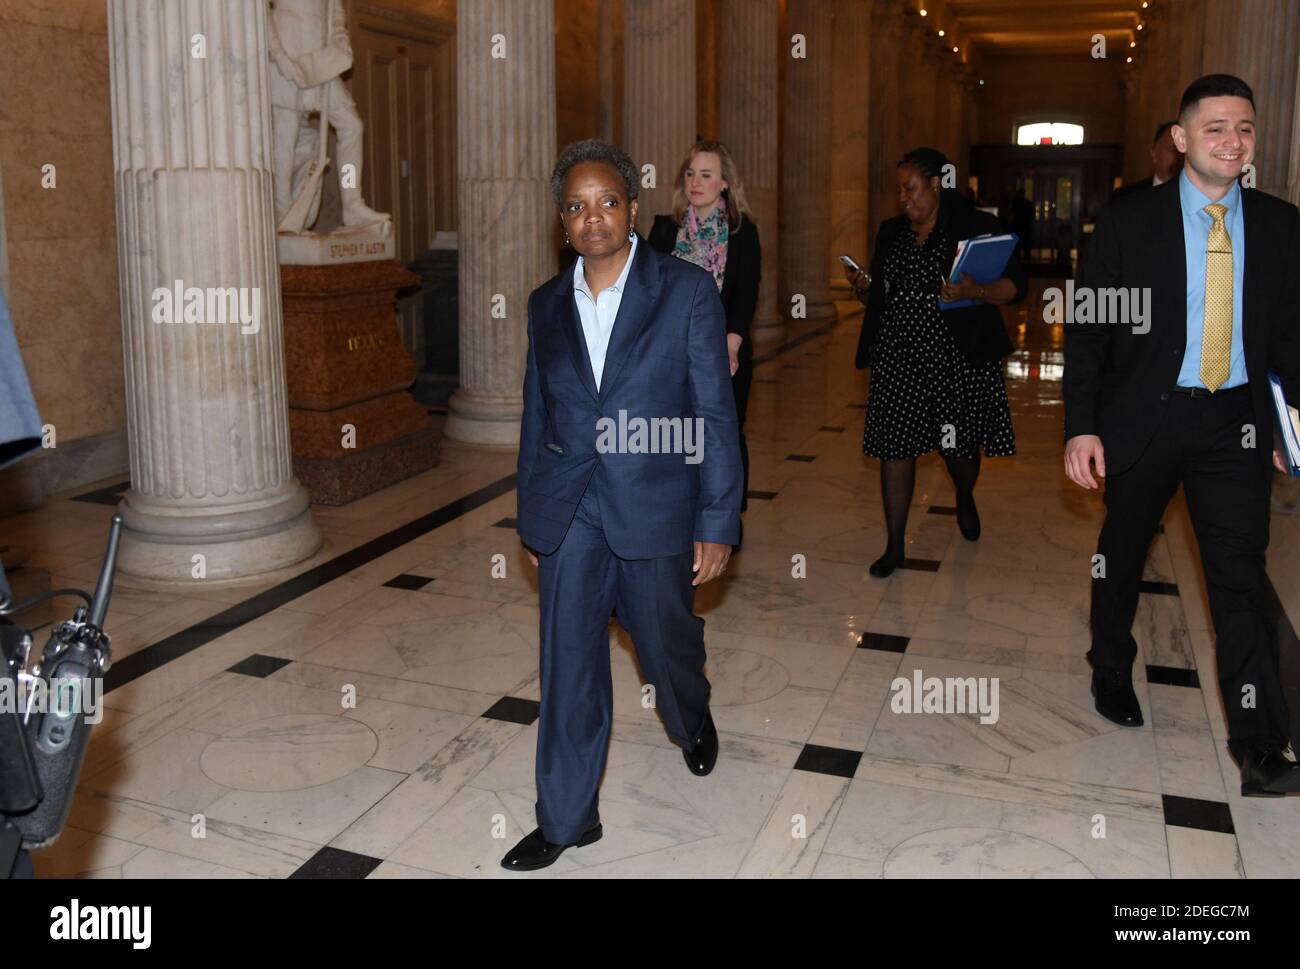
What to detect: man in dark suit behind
<box><xmin>1065</xmin><ymin>74</ymin><xmax>1300</xmax><ymax>797</ymax></box>
<box><xmin>503</xmin><ymin>140</ymin><xmax>742</xmax><ymax>870</ymax></box>
<box><xmin>1111</xmin><ymin>119</ymin><xmax>1184</xmax><ymax>202</ymax></box>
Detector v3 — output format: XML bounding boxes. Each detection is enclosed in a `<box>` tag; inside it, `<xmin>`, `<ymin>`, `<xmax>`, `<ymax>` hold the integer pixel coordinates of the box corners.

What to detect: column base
<box><xmin>116</xmin><ymin>483</ymin><xmax>322</xmax><ymax>583</ymax></box>
<box><xmin>443</xmin><ymin>388</ymin><xmax>522</xmax><ymax>447</ymax></box>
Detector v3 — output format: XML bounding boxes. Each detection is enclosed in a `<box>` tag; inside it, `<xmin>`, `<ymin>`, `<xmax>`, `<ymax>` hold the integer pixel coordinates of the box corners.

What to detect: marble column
<box><xmin>719</xmin><ymin>0</ymin><xmax>783</xmax><ymax>341</ymax></box>
<box><xmin>829</xmin><ymin>0</ymin><xmax>870</xmax><ymax>296</ymax></box>
<box><xmin>445</xmin><ymin>0</ymin><xmax>557</xmax><ymax>446</ymax></box>
<box><xmin>107</xmin><ymin>0</ymin><xmax>321</xmax><ymax>582</ymax></box>
<box><xmin>868</xmin><ymin>2</ymin><xmax>904</xmax><ymax>243</ymax></box>
<box><xmin>780</xmin><ymin>0</ymin><xmax>835</xmax><ymax>323</ymax></box>
<box><xmin>1202</xmin><ymin>0</ymin><xmax>1300</xmax><ymax>200</ymax></box>
<box><xmin>623</xmin><ymin>0</ymin><xmax>696</xmax><ymax>235</ymax></box>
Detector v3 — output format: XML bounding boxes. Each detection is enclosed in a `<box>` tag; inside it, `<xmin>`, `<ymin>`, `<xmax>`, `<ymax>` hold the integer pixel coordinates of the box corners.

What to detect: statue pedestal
<box><xmin>278</xmin><ymin>224</ymin><xmax>394</xmax><ymax>266</ymax></box>
<box><xmin>280</xmin><ymin>260</ymin><xmax>439</xmax><ymax>506</ymax></box>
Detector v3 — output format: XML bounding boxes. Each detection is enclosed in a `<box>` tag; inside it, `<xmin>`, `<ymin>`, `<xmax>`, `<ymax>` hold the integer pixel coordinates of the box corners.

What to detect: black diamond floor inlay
<box><xmin>1140</xmin><ymin>580</ymin><xmax>1179</xmax><ymax>596</ymax></box>
<box><xmin>794</xmin><ymin>743</ymin><xmax>862</xmax><ymax>778</ymax></box>
<box><xmin>226</xmin><ymin>654</ymin><xmax>292</xmax><ymax>678</ymax></box>
<box><xmin>70</xmin><ymin>479</ymin><xmax>131</xmax><ymax>505</ymax></box>
<box><xmin>927</xmin><ymin>505</ymin><xmax>958</xmax><ymax>516</ymax></box>
<box><xmin>289</xmin><ymin>847</ymin><xmax>384</xmax><ymax>879</ymax></box>
<box><xmin>1145</xmin><ymin>664</ymin><xmax>1200</xmax><ymax>688</ymax></box>
<box><xmin>493</xmin><ymin>517</ymin><xmax>519</xmax><ymax>529</ymax></box>
<box><xmin>903</xmin><ymin>557</ymin><xmax>942</xmax><ymax>572</ymax></box>
<box><xmin>1162</xmin><ymin>794</ymin><xmax>1234</xmax><ymax>834</ymax></box>
<box><xmin>858</xmin><ymin>632</ymin><xmax>910</xmax><ymax>652</ymax></box>
<box><xmin>483</xmin><ymin>696</ymin><xmax>540</xmax><ymax>725</ymax></box>
<box><xmin>746</xmin><ymin>489</ymin><xmax>778</xmax><ymax>500</ymax></box>
<box><xmin>383</xmin><ymin>573</ymin><xmax>434</xmax><ymax>591</ymax></box>
<box><xmin>786</xmin><ymin>454</ymin><xmax>816</xmax><ymax>462</ymax></box>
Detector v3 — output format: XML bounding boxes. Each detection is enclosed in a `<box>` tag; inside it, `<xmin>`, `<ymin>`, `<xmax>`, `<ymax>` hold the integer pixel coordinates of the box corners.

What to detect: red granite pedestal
<box><xmin>280</xmin><ymin>261</ymin><xmax>439</xmax><ymax>506</ymax></box>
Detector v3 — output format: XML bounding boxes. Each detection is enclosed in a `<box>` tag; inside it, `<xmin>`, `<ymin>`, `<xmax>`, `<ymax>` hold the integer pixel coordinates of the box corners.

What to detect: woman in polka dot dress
<box><xmin>848</xmin><ymin>148</ymin><xmax>1026</xmax><ymax>577</ymax></box>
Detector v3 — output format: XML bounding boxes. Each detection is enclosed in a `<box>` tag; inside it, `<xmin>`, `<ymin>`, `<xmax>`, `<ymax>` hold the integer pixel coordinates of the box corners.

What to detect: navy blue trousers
<box><xmin>534</xmin><ymin>474</ymin><xmax>711</xmax><ymax>845</ymax></box>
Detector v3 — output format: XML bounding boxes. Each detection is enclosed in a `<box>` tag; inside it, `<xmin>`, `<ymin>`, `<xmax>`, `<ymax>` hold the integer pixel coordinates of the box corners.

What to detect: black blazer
<box><xmin>1110</xmin><ymin>175</ymin><xmax>1158</xmax><ymax>202</ymax></box>
<box><xmin>854</xmin><ymin>198</ymin><xmax>1026</xmax><ymax>369</ymax></box>
<box><xmin>648</xmin><ymin>214</ymin><xmax>761</xmax><ymax>349</ymax></box>
<box><xmin>1064</xmin><ymin>178</ymin><xmax>1300</xmax><ymax>475</ymax></box>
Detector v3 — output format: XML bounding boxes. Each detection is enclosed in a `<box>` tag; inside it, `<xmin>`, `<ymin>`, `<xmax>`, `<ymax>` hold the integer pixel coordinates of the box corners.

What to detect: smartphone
<box><xmin>838</xmin><ymin>254</ymin><xmax>862</xmax><ymax>274</ymax></box>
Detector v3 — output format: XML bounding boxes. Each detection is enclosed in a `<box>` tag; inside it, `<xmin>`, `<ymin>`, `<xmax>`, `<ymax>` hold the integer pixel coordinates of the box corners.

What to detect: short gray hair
<box><xmin>550</xmin><ymin>139</ymin><xmax>639</xmax><ymax>208</ymax></box>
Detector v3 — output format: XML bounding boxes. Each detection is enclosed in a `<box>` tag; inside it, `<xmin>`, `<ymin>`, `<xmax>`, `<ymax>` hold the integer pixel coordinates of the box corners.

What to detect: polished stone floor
<box><xmin>8</xmin><ymin>281</ymin><xmax>1300</xmax><ymax>878</ymax></box>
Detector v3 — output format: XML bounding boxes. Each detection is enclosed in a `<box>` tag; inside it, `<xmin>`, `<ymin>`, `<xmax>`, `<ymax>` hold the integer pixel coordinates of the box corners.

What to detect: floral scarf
<box><xmin>673</xmin><ymin>203</ymin><xmax>729</xmax><ymax>291</ymax></box>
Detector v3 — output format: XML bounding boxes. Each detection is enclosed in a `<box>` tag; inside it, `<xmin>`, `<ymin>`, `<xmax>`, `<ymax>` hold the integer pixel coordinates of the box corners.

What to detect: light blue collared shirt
<box><xmin>1177</xmin><ymin>169</ymin><xmax>1247</xmax><ymax>389</ymax></box>
<box><xmin>573</xmin><ymin>232</ymin><xmax>637</xmax><ymax>390</ymax></box>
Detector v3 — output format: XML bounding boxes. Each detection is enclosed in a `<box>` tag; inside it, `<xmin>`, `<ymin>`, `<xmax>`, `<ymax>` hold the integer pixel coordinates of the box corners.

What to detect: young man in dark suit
<box><xmin>1065</xmin><ymin>74</ymin><xmax>1300</xmax><ymax>797</ymax></box>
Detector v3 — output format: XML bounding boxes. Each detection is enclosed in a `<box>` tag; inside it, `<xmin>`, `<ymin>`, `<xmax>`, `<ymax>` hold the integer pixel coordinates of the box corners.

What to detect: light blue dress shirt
<box><xmin>573</xmin><ymin>232</ymin><xmax>638</xmax><ymax>390</ymax></box>
<box><xmin>1177</xmin><ymin>168</ymin><xmax>1247</xmax><ymax>389</ymax></box>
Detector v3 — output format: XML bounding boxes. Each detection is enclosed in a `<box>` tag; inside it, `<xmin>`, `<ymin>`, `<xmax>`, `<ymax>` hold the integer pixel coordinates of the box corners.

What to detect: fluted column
<box><xmin>624</xmin><ymin>0</ymin><xmax>696</xmax><ymax>235</ymax></box>
<box><xmin>780</xmin><ymin>0</ymin><xmax>835</xmax><ymax>323</ymax></box>
<box><xmin>108</xmin><ymin>0</ymin><xmax>320</xmax><ymax>582</ymax></box>
<box><xmin>1202</xmin><ymin>0</ymin><xmax>1300</xmax><ymax>200</ymax></box>
<box><xmin>868</xmin><ymin>1</ymin><xmax>904</xmax><ymax>242</ymax></box>
<box><xmin>446</xmin><ymin>0</ymin><xmax>557</xmax><ymax>446</ymax></box>
<box><xmin>719</xmin><ymin>0</ymin><xmax>783</xmax><ymax>341</ymax></box>
<box><xmin>829</xmin><ymin>0</ymin><xmax>871</xmax><ymax>296</ymax></box>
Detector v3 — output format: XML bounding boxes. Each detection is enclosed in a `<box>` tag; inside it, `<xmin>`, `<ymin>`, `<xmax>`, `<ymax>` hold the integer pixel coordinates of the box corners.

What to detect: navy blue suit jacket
<box><xmin>517</xmin><ymin>233</ymin><xmax>743</xmax><ymax>558</ymax></box>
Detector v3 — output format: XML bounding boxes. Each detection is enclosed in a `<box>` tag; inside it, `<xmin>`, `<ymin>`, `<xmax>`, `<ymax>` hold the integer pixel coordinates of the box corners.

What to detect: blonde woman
<box><xmin>649</xmin><ymin>140</ymin><xmax>761</xmax><ymax>534</ymax></box>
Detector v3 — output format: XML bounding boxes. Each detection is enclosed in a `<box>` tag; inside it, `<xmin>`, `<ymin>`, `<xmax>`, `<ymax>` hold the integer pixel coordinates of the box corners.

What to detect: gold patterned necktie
<box><xmin>1199</xmin><ymin>202</ymin><xmax>1232</xmax><ymax>392</ymax></box>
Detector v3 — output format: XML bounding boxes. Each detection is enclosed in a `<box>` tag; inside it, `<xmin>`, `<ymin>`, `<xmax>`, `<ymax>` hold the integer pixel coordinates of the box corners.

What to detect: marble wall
<box><xmin>0</xmin><ymin>0</ymin><xmax>126</xmax><ymax>512</ymax></box>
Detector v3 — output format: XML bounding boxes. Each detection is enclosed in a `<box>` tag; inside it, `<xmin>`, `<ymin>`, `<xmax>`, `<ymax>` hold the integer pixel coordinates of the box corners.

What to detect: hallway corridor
<box><xmin>11</xmin><ymin>284</ymin><xmax>1300</xmax><ymax>879</ymax></box>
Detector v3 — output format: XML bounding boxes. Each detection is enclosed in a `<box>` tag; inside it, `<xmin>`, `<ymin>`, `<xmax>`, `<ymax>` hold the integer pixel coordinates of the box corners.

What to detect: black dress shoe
<box><xmin>499</xmin><ymin>822</ymin><xmax>602</xmax><ymax>871</ymax></box>
<box><xmin>1230</xmin><ymin>738</ymin><xmax>1300</xmax><ymax>797</ymax></box>
<box><xmin>1090</xmin><ymin>666</ymin><xmax>1143</xmax><ymax>727</ymax></box>
<box><xmin>684</xmin><ymin>710</ymin><xmax>719</xmax><ymax>776</ymax></box>
<box><xmin>869</xmin><ymin>550</ymin><xmax>903</xmax><ymax>578</ymax></box>
<box><xmin>956</xmin><ymin>493</ymin><xmax>981</xmax><ymax>541</ymax></box>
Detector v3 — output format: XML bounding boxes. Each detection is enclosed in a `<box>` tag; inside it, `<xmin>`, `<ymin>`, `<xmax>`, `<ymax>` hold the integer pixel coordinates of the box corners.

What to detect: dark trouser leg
<box><xmin>534</xmin><ymin>481</ymin><xmax>618</xmax><ymax>845</ymax></box>
<box><xmin>612</xmin><ymin>549</ymin><xmax>711</xmax><ymax>749</ymax></box>
<box><xmin>1181</xmin><ymin>392</ymin><xmax>1290</xmax><ymax>745</ymax></box>
<box><xmin>1088</xmin><ymin>419</ymin><xmax>1182</xmax><ymax>671</ymax></box>
<box><xmin>879</xmin><ymin>457</ymin><xmax>917</xmax><ymax>559</ymax></box>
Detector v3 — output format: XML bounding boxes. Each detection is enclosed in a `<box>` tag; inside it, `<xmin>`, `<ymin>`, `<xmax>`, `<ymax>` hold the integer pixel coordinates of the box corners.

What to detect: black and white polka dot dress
<box><xmin>862</xmin><ymin>223</ymin><xmax>1016</xmax><ymax>461</ymax></box>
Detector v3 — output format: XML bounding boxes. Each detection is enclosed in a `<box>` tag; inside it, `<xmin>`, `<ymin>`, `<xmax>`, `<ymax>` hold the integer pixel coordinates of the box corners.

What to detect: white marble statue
<box><xmin>268</xmin><ymin>0</ymin><xmax>390</xmax><ymax>235</ymax></box>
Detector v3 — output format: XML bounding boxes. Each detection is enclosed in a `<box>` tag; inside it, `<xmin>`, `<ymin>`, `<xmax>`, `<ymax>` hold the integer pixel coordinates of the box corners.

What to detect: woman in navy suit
<box><xmin>649</xmin><ymin>140</ymin><xmax>761</xmax><ymax>530</ymax></box>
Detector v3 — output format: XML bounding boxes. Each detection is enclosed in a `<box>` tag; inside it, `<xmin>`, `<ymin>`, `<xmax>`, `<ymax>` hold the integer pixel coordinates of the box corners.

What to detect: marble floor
<box><xmin>8</xmin><ymin>281</ymin><xmax>1300</xmax><ymax>878</ymax></box>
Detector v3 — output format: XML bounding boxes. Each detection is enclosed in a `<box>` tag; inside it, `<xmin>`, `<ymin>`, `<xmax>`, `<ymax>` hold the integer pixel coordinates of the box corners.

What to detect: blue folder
<box><xmin>1269</xmin><ymin>371</ymin><xmax>1300</xmax><ymax>476</ymax></box>
<box><xmin>938</xmin><ymin>233</ymin><xmax>1019</xmax><ymax>311</ymax></box>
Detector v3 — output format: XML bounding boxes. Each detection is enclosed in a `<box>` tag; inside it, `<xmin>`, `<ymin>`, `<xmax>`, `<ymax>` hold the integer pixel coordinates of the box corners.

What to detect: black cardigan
<box><xmin>648</xmin><ymin>213</ymin><xmax>761</xmax><ymax>345</ymax></box>
<box><xmin>854</xmin><ymin>199</ymin><xmax>1026</xmax><ymax>369</ymax></box>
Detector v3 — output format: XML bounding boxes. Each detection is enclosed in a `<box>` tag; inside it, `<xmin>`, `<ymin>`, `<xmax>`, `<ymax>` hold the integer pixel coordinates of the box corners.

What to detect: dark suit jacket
<box><xmin>648</xmin><ymin>214</ymin><xmax>761</xmax><ymax>349</ymax></box>
<box><xmin>1110</xmin><ymin>176</ymin><xmax>1158</xmax><ymax>203</ymax></box>
<box><xmin>1064</xmin><ymin>178</ymin><xmax>1300</xmax><ymax>475</ymax></box>
<box><xmin>854</xmin><ymin>198</ymin><xmax>1026</xmax><ymax>369</ymax></box>
<box><xmin>517</xmin><ymin>234</ymin><xmax>743</xmax><ymax>558</ymax></box>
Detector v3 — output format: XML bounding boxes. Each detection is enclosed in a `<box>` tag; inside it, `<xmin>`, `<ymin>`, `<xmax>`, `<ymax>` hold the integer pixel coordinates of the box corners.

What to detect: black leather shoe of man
<box><xmin>684</xmin><ymin>709</ymin><xmax>719</xmax><ymax>776</ymax></box>
<box><xmin>500</xmin><ymin>822</ymin><xmax>602</xmax><ymax>871</ymax></box>
<box><xmin>1090</xmin><ymin>666</ymin><xmax>1143</xmax><ymax>727</ymax></box>
<box><xmin>1230</xmin><ymin>738</ymin><xmax>1300</xmax><ymax>797</ymax></box>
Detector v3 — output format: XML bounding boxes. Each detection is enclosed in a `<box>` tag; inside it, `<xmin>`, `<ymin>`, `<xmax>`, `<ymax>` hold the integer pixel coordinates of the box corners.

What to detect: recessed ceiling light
<box><xmin>920</xmin><ymin>7</ymin><xmax>928</xmax><ymax>15</ymax></box>
<box><xmin>938</xmin><ymin>29</ymin><xmax>945</xmax><ymax>36</ymax></box>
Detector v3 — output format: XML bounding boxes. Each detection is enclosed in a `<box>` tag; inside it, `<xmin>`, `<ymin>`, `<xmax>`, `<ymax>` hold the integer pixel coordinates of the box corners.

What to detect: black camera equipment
<box><xmin>1</xmin><ymin>514</ymin><xmax>122</xmax><ymax>877</ymax></box>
